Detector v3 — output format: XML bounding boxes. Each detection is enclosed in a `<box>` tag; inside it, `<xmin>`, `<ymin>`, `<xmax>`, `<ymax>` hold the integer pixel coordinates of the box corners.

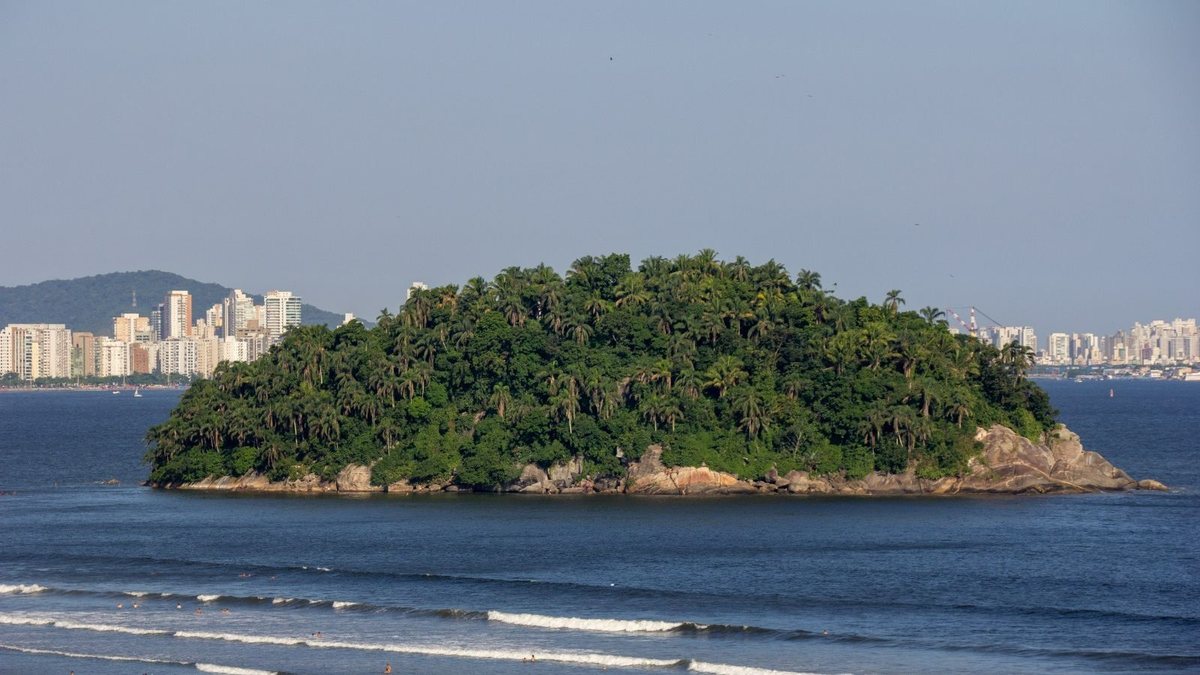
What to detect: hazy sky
<box><xmin>2</xmin><ymin>1</ymin><xmax>1196</xmax><ymax>336</ymax></box>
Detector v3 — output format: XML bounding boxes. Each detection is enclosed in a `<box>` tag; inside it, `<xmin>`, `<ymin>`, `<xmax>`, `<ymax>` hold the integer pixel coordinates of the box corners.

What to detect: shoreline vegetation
<box><xmin>145</xmin><ymin>252</ymin><xmax>1161</xmax><ymax>496</ymax></box>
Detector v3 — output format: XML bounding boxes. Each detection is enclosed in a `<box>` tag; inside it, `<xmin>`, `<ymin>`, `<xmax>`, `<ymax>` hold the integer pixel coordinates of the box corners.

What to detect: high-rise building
<box><xmin>72</xmin><ymin>332</ymin><xmax>97</xmax><ymax>377</ymax></box>
<box><xmin>129</xmin><ymin>343</ymin><xmax>154</xmax><ymax>374</ymax></box>
<box><xmin>205</xmin><ymin>303</ymin><xmax>224</xmax><ymax>334</ymax></box>
<box><xmin>113</xmin><ymin>313</ymin><xmax>150</xmax><ymax>343</ymax></box>
<box><xmin>263</xmin><ymin>290</ymin><xmax>302</xmax><ymax>343</ymax></box>
<box><xmin>990</xmin><ymin>326</ymin><xmax>1038</xmax><ymax>354</ymax></box>
<box><xmin>222</xmin><ymin>289</ymin><xmax>257</xmax><ymax>338</ymax></box>
<box><xmin>159</xmin><ymin>338</ymin><xmax>198</xmax><ymax>377</ymax></box>
<box><xmin>407</xmin><ymin>281</ymin><xmax>429</xmax><ymax>301</ymax></box>
<box><xmin>0</xmin><ymin>327</ymin><xmax>11</xmax><ymax>376</ymax></box>
<box><xmin>150</xmin><ymin>305</ymin><xmax>164</xmax><ymax>341</ymax></box>
<box><xmin>96</xmin><ymin>337</ymin><xmax>130</xmax><ymax>378</ymax></box>
<box><xmin>1</xmin><ymin>324</ymin><xmax>72</xmax><ymax>380</ymax></box>
<box><xmin>163</xmin><ymin>291</ymin><xmax>193</xmax><ymax>339</ymax></box>
<box><xmin>1047</xmin><ymin>333</ymin><xmax>1070</xmax><ymax>365</ymax></box>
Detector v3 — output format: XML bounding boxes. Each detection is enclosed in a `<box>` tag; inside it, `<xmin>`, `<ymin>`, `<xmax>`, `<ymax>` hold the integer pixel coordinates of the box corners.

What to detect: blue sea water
<box><xmin>0</xmin><ymin>381</ymin><xmax>1196</xmax><ymax>674</ymax></box>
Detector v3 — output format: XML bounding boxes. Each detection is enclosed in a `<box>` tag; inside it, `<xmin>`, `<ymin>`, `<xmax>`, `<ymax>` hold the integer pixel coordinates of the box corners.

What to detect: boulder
<box><xmin>335</xmin><ymin>464</ymin><xmax>382</xmax><ymax>493</ymax></box>
<box><xmin>547</xmin><ymin>456</ymin><xmax>584</xmax><ymax>487</ymax></box>
<box><xmin>781</xmin><ymin>471</ymin><xmax>833</xmax><ymax>494</ymax></box>
<box><xmin>1137</xmin><ymin>479</ymin><xmax>1169</xmax><ymax>491</ymax></box>
<box><xmin>958</xmin><ymin>425</ymin><xmax>1139</xmax><ymax>493</ymax></box>
<box><xmin>386</xmin><ymin>480</ymin><xmax>414</xmax><ymax>494</ymax></box>
<box><xmin>626</xmin><ymin>463</ymin><xmax>756</xmax><ymax>495</ymax></box>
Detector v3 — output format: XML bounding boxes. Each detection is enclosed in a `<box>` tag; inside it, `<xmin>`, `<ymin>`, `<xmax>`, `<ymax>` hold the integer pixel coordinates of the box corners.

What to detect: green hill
<box><xmin>146</xmin><ymin>251</ymin><xmax>1056</xmax><ymax>489</ymax></box>
<box><xmin>0</xmin><ymin>270</ymin><xmax>346</xmax><ymax>335</ymax></box>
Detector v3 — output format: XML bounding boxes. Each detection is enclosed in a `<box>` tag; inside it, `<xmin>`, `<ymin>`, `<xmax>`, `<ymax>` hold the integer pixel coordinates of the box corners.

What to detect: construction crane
<box><xmin>944</xmin><ymin>306</ymin><xmax>978</xmax><ymax>339</ymax></box>
<box><xmin>943</xmin><ymin>306</ymin><xmax>1006</xmax><ymax>342</ymax></box>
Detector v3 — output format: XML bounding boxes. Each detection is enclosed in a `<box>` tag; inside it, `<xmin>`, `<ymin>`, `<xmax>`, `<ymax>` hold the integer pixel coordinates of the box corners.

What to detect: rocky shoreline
<box><xmin>161</xmin><ymin>424</ymin><xmax>1167</xmax><ymax>496</ymax></box>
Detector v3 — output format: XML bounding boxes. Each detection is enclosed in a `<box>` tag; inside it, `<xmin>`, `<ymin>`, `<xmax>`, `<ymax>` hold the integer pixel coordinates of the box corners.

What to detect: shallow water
<box><xmin>0</xmin><ymin>381</ymin><xmax>1196</xmax><ymax>674</ymax></box>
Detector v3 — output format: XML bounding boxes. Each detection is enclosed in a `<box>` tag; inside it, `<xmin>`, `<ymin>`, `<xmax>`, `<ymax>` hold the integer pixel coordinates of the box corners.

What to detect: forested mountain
<box><xmin>0</xmin><ymin>270</ymin><xmax>344</xmax><ymax>334</ymax></box>
<box><xmin>146</xmin><ymin>251</ymin><xmax>1054</xmax><ymax>488</ymax></box>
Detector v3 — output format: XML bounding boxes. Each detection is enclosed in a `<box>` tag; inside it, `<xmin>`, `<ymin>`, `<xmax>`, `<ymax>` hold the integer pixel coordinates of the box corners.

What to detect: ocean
<box><xmin>0</xmin><ymin>380</ymin><xmax>1196</xmax><ymax>674</ymax></box>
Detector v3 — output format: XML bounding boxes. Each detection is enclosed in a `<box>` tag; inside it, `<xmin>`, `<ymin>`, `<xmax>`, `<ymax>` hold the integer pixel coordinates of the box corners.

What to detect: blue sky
<box><xmin>1</xmin><ymin>1</ymin><xmax>1196</xmax><ymax>336</ymax></box>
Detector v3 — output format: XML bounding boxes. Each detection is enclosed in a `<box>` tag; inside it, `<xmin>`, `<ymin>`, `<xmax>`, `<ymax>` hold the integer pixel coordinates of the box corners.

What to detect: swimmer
<box><xmin>132</xmin><ymin>603</ymin><xmax>140</xmax><ymax>609</ymax></box>
<box><xmin>117</xmin><ymin>603</ymin><xmax>124</xmax><ymax>609</ymax></box>
<box><xmin>384</xmin><ymin>663</ymin><xmax>391</xmax><ymax>673</ymax></box>
<box><xmin>194</xmin><ymin>608</ymin><xmax>203</xmax><ymax>615</ymax></box>
<box><xmin>176</xmin><ymin>603</ymin><xmax>182</xmax><ymax>610</ymax></box>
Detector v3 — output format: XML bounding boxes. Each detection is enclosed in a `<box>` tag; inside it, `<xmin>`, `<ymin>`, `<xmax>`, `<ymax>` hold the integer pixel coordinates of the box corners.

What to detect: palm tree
<box><xmin>730</xmin><ymin>387</ymin><xmax>769</xmax><ymax>438</ymax></box>
<box><xmin>551</xmin><ymin>388</ymin><xmax>581</xmax><ymax>433</ymax></box>
<box><xmin>1001</xmin><ymin>341</ymin><xmax>1035</xmax><ymax>381</ymax></box>
<box><xmin>704</xmin><ymin>355</ymin><xmax>747</xmax><ymax>398</ymax></box>
<box><xmin>884</xmin><ymin>289</ymin><xmax>905</xmax><ymax>314</ymax></box>
<box><xmin>614</xmin><ymin>273</ymin><xmax>650</xmax><ymax>308</ymax></box>
<box><xmin>488</xmin><ymin>384</ymin><xmax>512</xmax><ymax>419</ymax></box>
<box><xmin>796</xmin><ymin>269</ymin><xmax>822</xmax><ymax>291</ymax></box>
<box><xmin>565</xmin><ymin>315</ymin><xmax>594</xmax><ymax>346</ymax></box>
<box><xmin>919</xmin><ymin>306</ymin><xmax>946</xmax><ymax>325</ymax></box>
<box><xmin>727</xmin><ymin>256</ymin><xmax>751</xmax><ymax>282</ymax></box>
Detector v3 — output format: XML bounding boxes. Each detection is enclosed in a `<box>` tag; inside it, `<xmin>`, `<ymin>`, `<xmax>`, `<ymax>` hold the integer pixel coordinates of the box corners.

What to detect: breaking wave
<box><xmin>0</xmin><ymin>584</ymin><xmax>46</xmax><ymax>594</ymax></box>
<box><xmin>0</xmin><ymin>612</ymin><xmax>815</xmax><ymax>673</ymax></box>
<box><xmin>488</xmin><ymin>610</ymin><xmax>691</xmax><ymax>633</ymax></box>
<box><xmin>0</xmin><ymin>642</ymin><xmax>278</xmax><ymax>674</ymax></box>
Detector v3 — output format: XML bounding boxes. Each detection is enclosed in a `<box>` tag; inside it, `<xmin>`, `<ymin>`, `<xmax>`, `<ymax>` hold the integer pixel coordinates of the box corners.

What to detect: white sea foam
<box><xmin>317</xmin><ymin>566</ymin><xmax>332</xmax><ymax>572</ymax></box>
<box><xmin>0</xmin><ymin>584</ymin><xmax>46</xmax><ymax>594</ymax></box>
<box><xmin>0</xmin><ymin>611</ymin><xmax>814</xmax><ymax>674</ymax></box>
<box><xmin>689</xmin><ymin>662</ymin><xmax>818</xmax><ymax>675</ymax></box>
<box><xmin>0</xmin><ymin>613</ymin><xmax>168</xmax><ymax>636</ymax></box>
<box><xmin>125</xmin><ymin>591</ymin><xmax>151</xmax><ymax>597</ymax></box>
<box><xmin>195</xmin><ymin>664</ymin><xmax>278</xmax><ymax>675</ymax></box>
<box><xmin>0</xmin><ymin>642</ymin><xmax>184</xmax><ymax>665</ymax></box>
<box><xmin>197</xmin><ymin>594</ymin><xmax>222</xmax><ymax>602</ymax></box>
<box><xmin>0</xmin><ymin>615</ymin><xmax>54</xmax><ymax>627</ymax></box>
<box><xmin>176</xmin><ymin>631</ymin><xmax>307</xmax><ymax>646</ymax></box>
<box><xmin>331</xmin><ymin>601</ymin><xmax>358</xmax><ymax>609</ymax></box>
<box><xmin>487</xmin><ymin>610</ymin><xmax>684</xmax><ymax>633</ymax></box>
<box><xmin>308</xmin><ymin>639</ymin><xmax>684</xmax><ymax>668</ymax></box>
<box><xmin>271</xmin><ymin>597</ymin><xmax>293</xmax><ymax>604</ymax></box>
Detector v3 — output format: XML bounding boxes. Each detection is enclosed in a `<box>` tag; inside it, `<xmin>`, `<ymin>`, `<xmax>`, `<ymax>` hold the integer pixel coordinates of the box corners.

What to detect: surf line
<box><xmin>0</xmin><ymin>613</ymin><xmax>814</xmax><ymax>674</ymax></box>
<box><xmin>0</xmin><ymin>643</ymin><xmax>279</xmax><ymax>675</ymax></box>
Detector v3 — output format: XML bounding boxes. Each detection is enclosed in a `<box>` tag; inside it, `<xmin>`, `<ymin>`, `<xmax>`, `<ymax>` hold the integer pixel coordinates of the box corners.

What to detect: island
<box><xmin>145</xmin><ymin>252</ymin><xmax>1164</xmax><ymax>495</ymax></box>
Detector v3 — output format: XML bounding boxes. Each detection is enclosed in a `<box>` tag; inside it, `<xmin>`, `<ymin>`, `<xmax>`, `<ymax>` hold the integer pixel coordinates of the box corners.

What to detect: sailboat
<box><xmin>134</xmin><ymin>388</ymin><xmax>143</xmax><ymax>398</ymax></box>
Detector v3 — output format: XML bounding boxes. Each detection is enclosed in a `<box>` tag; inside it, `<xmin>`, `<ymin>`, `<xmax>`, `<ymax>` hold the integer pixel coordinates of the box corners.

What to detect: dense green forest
<box><xmin>0</xmin><ymin>270</ymin><xmax>344</xmax><ymax>334</ymax></box>
<box><xmin>145</xmin><ymin>252</ymin><xmax>1055</xmax><ymax>488</ymax></box>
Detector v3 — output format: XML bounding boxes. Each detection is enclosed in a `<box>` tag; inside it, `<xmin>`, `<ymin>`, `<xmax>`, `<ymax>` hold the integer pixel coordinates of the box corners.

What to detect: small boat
<box><xmin>1109</xmin><ymin>388</ymin><xmax>1114</xmax><ymax>398</ymax></box>
<box><xmin>133</xmin><ymin>388</ymin><xmax>143</xmax><ymax>398</ymax></box>
<box><xmin>111</xmin><ymin>390</ymin><xmax>120</xmax><ymax>395</ymax></box>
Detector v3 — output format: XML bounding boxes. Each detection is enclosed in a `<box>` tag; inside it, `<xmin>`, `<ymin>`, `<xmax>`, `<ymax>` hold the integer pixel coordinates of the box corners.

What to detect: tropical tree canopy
<box><xmin>146</xmin><ymin>252</ymin><xmax>1056</xmax><ymax>487</ymax></box>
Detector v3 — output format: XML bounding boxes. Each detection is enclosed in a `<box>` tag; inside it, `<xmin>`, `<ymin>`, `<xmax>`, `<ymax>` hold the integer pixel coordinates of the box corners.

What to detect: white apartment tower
<box><xmin>96</xmin><ymin>337</ymin><xmax>130</xmax><ymax>378</ymax></box>
<box><xmin>0</xmin><ymin>327</ymin><xmax>12</xmax><ymax>376</ymax></box>
<box><xmin>263</xmin><ymin>290</ymin><xmax>302</xmax><ymax>343</ymax></box>
<box><xmin>0</xmin><ymin>324</ymin><xmax>73</xmax><ymax>380</ymax></box>
<box><xmin>1047</xmin><ymin>333</ymin><xmax>1070</xmax><ymax>365</ymax></box>
<box><xmin>222</xmin><ymin>289</ymin><xmax>257</xmax><ymax>338</ymax></box>
<box><xmin>163</xmin><ymin>291</ymin><xmax>193</xmax><ymax>339</ymax></box>
<box><xmin>158</xmin><ymin>338</ymin><xmax>199</xmax><ymax>377</ymax></box>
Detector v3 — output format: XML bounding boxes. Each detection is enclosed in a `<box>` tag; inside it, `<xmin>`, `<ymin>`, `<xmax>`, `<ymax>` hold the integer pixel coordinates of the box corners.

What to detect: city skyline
<box><xmin>4</xmin><ymin>280</ymin><xmax>1198</xmax><ymax>383</ymax></box>
<box><xmin>1</xmin><ymin>265</ymin><xmax>1191</xmax><ymax>342</ymax></box>
<box><xmin>1</xmin><ymin>3</ymin><xmax>1196</xmax><ymax>332</ymax></box>
<box><xmin>0</xmin><ymin>287</ymin><xmax>308</xmax><ymax>381</ymax></box>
